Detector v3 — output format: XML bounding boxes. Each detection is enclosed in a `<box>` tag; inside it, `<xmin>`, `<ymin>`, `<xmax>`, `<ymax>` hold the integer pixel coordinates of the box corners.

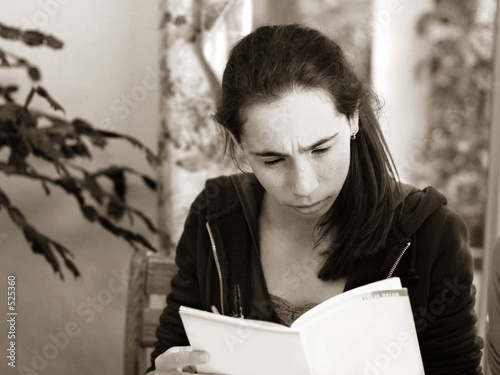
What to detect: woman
<box><xmin>146</xmin><ymin>24</ymin><xmax>483</xmax><ymax>374</ymax></box>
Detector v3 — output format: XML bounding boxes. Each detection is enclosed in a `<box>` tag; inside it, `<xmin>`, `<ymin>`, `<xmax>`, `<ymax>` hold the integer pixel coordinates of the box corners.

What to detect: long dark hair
<box><xmin>215</xmin><ymin>24</ymin><xmax>402</xmax><ymax>281</ymax></box>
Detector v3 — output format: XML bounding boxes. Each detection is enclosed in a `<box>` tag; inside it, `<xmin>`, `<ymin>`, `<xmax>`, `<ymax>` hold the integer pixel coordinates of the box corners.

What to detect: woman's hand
<box><xmin>153</xmin><ymin>346</ymin><xmax>221</xmax><ymax>375</ymax></box>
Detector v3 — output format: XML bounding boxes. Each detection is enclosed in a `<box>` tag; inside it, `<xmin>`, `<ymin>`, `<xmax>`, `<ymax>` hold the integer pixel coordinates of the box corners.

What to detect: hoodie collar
<box><xmin>229</xmin><ymin>173</ymin><xmax>448</xmax><ymax>281</ymax></box>
<box><xmin>230</xmin><ymin>173</ymin><xmax>264</xmax><ymax>254</ymax></box>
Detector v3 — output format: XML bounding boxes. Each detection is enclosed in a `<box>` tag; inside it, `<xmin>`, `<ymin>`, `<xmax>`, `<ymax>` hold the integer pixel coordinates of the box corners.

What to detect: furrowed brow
<box><xmin>249</xmin><ymin>133</ymin><xmax>338</xmax><ymax>157</ymax></box>
<box><xmin>300</xmin><ymin>134</ymin><xmax>338</xmax><ymax>152</ymax></box>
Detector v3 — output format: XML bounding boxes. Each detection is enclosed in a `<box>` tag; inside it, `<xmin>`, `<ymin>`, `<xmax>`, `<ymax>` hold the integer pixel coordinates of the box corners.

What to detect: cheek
<box><xmin>320</xmin><ymin>144</ymin><xmax>351</xmax><ymax>180</ymax></box>
<box><xmin>248</xmin><ymin>162</ymin><xmax>286</xmax><ymax>194</ymax></box>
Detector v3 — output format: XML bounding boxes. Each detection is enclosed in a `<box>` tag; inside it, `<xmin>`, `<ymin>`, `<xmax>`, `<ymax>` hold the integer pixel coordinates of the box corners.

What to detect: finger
<box><xmin>161</xmin><ymin>350</ymin><xmax>209</xmax><ymax>370</ymax></box>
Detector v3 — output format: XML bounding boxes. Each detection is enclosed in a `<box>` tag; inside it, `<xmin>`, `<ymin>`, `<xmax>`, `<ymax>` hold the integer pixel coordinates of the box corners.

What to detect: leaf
<box><xmin>97</xmin><ymin>216</ymin><xmax>121</xmax><ymax>235</ymax></box>
<box><xmin>41</xmin><ymin>180</ymin><xmax>51</xmax><ymax>195</ymax></box>
<box><xmin>63</xmin><ymin>258</ymin><xmax>80</xmax><ymax>278</ymax></box>
<box><xmin>23</xmin><ymin>127</ymin><xmax>63</xmax><ymax>161</ymax></box>
<box><xmin>0</xmin><ymin>186</ymin><xmax>76</xmax><ymax>279</ymax></box>
<box><xmin>0</xmin><ymin>49</ymin><xmax>9</xmax><ymax>66</ymax></box>
<box><xmin>0</xmin><ymin>23</ymin><xmax>21</xmax><ymax>40</ymax></box>
<box><xmin>104</xmin><ymin>168</ymin><xmax>126</xmax><ymax>199</ymax></box>
<box><xmin>82</xmin><ymin>174</ymin><xmax>104</xmax><ymax>204</ymax></box>
<box><xmin>62</xmin><ymin>143</ymin><xmax>91</xmax><ymax>159</ymax></box>
<box><xmin>36</xmin><ymin>86</ymin><xmax>65</xmax><ymax>113</ymax></box>
<box><xmin>45</xmin><ymin>35</ymin><xmax>64</xmax><ymax>49</ymax></box>
<box><xmin>87</xmin><ymin>131</ymin><xmax>107</xmax><ymax>148</ymax></box>
<box><xmin>0</xmin><ymin>85</ymin><xmax>18</xmax><ymax>102</ymax></box>
<box><xmin>22</xmin><ymin>31</ymin><xmax>45</xmax><ymax>46</ymax></box>
<box><xmin>22</xmin><ymin>225</ymin><xmax>36</xmax><ymax>243</ymax></box>
<box><xmin>8</xmin><ymin>150</ymin><xmax>29</xmax><ymax>172</ymax></box>
<box><xmin>93</xmin><ymin>128</ymin><xmax>160</xmax><ymax>166</ymax></box>
<box><xmin>56</xmin><ymin>176</ymin><xmax>81</xmax><ymax>195</ymax></box>
<box><xmin>24</xmin><ymin>88</ymin><xmax>36</xmax><ymax>110</ymax></box>
<box><xmin>133</xmin><ymin>233</ymin><xmax>156</xmax><ymax>251</ymax></box>
<box><xmin>72</xmin><ymin>119</ymin><xmax>93</xmax><ymax>131</ymax></box>
<box><xmin>81</xmin><ymin>205</ymin><xmax>97</xmax><ymax>222</ymax></box>
<box><xmin>28</xmin><ymin>66</ymin><xmax>41</xmax><ymax>81</ymax></box>
<box><xmin>142</xmin><ymin>175</ymin><xmax>157</xmax><ymax>190</ymax></box>
<box><xmin>107</xmin><ymin>200</ymin><xmax>125</xmax><ymax>220</ymax></box>
<box><xmin>31</xmin><ymin>233</ymin><xmax>63</xmax><ymax>278</ymax></box>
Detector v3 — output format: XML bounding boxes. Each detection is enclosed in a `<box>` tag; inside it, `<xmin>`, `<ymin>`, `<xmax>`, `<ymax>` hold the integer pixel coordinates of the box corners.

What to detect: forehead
<box><xmin>241</xmin><ymin>89</ymin><xmax>343</xmax><ymax>143</ymax></box>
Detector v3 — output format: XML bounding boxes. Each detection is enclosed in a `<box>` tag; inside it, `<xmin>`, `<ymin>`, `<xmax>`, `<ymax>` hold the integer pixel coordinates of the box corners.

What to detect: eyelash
<box><xmin>263</xmin><ymin>147</ymin><xmax>331</xmax><ymax>166</ymax></box>
<box><xmin>312</xmin><ymin>147</ymin><xmax>330</xmax><ymax>155</ymax></box>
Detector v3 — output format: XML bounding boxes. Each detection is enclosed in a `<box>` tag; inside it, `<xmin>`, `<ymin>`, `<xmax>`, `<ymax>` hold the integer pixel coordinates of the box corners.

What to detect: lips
<box><xmin>293</xmin><ymin>201</ymin><xmax>324</xmax><ymax>209</ymax></box>
<box><xmin>289</xmin><ymin>197</ymin><xmax>331</xmax><ymax>215</ymax></box>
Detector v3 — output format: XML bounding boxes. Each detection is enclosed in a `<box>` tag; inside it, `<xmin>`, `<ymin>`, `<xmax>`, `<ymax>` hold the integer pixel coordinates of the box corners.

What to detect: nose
<box><xmin>290</xmin><ymin>158</ymin><xmax>319</xmax><ymax>198</ymax></box>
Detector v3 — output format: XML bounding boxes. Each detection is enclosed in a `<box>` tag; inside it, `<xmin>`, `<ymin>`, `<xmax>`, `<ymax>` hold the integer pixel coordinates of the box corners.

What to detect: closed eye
<box><xmin>312</xmin><ymin>147</ymin><xmax>331</xmax><ymax>155</ymax></box>
<box><xmin>264</xmin><ymin>158</ymin><xmax>284</xmax><ymax>166</ymax></box>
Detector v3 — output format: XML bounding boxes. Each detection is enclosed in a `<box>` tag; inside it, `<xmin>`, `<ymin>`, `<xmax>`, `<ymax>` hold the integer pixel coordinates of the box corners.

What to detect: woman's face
<box><xmin>240</xmin><ymin>89</ymin><xmax>357</xmax><ymax>219</ymax></box>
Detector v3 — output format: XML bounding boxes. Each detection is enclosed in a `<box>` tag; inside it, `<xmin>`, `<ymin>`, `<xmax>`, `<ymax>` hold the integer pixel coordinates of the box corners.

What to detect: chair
<box><xmin>124</xmin><ymin>250</ymin><xmax>178</xmax><ymax>375</ymax></box>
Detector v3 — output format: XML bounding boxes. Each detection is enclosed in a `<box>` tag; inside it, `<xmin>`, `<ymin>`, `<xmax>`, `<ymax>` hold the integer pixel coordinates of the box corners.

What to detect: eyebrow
<box><xmin>249</xmin><ymin>133</ymin><xmax>339</xmax><ymax>157</ymax></box>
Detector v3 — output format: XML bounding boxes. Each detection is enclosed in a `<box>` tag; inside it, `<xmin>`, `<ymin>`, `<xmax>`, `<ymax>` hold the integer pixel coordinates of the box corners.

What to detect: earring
<box><xmin>350</xmin><ymin>133</ymin><xmax>357</xmax><ymax>140</ymax></box>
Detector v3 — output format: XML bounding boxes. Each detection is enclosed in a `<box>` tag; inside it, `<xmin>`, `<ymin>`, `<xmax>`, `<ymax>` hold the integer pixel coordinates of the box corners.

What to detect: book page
<box><xmin>179</xmin><ymin>306</ymin><xmax>311</xmax><ymax>375</ymax></box>
<box><xmin>292</xmin><ymin>277</ymin><xmax>403</xmax><ymax>327</ymax></box>
<box><xmin>294</xmin><ymin>288</ymin><xmax>425</xmax><ymax>375</ymax></box>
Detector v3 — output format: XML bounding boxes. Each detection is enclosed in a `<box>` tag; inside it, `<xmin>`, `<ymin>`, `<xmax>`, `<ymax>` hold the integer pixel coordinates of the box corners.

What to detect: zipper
<box><xmin>205</xmin><ymin>222</ymin><xmax>225</xmax><ymax>315</ymax></box>
<box><xmin>387</xmin><ymin>241</ymin><xmax>411</xmax><ymax>278</ymax></box>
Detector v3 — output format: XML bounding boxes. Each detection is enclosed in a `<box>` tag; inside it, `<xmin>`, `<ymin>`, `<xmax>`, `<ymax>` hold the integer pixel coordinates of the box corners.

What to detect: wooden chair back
<box><xmin>124</xmin><ymin>251</ymin><xmax>177</xmax><ymax>375</ymax></box>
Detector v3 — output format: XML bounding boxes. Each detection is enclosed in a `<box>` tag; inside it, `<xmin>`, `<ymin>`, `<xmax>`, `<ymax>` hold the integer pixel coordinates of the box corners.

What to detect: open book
<box><xmin>179</xmin><ymin>277</ymin><xmax>424</xmax><ymax>375</ymax></box>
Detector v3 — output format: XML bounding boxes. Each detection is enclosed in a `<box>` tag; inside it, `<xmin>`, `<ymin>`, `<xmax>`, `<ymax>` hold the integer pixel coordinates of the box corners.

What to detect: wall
<box><xmin>0</xmin><ymin>1</ymin><xmax>159</xmax><ymax>374</ymax></box>
<box><xmin>371</xmin><ymin>0</ymin><xmax>433</xmax><ymax>185</ymax></box>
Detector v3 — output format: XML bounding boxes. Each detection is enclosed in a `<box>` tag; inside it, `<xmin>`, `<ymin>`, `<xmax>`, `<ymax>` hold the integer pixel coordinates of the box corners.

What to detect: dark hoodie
<box><xmin>148</xmin><ymin>173</ymin><xmax>483</xmax><ymax>374</ymax></box>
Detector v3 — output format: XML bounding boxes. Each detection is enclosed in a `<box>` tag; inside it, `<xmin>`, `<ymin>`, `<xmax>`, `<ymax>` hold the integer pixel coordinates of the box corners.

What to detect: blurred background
<box><xmin>0</xmin><ymin>0</ymin><xmax>499</xmax><ymax>374</ymax></box>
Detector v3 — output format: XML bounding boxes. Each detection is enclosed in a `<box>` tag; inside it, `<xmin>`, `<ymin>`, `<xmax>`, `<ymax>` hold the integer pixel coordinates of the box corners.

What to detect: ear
<box><xmin>349</xmin><ymin>110</ymin><xmax>359</xmax><ymax>136</ymax></box>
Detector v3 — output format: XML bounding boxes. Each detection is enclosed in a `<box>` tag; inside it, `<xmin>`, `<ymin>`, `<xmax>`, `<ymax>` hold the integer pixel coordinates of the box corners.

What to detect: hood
<box><xmin>395</xmin><ymin>183</ymin><xmax>448</xmax><ymax>240</ymax></box>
